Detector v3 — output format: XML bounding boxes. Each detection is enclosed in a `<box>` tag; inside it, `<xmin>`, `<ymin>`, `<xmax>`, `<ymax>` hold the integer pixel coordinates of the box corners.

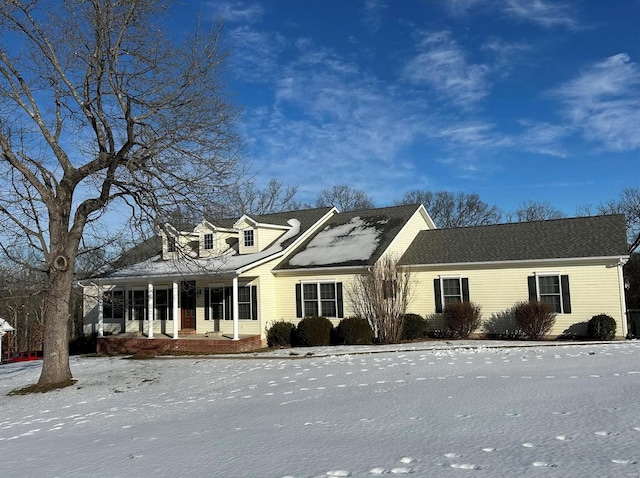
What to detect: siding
<box><xmin>409</xmin><ymin>260</ymin><xmax>625</xmax><ymax>338</ymax></box>
<box><xmin>382</xmin><ymin>208</ymin><xmax>433</xmax><ymax>259</ymax></box>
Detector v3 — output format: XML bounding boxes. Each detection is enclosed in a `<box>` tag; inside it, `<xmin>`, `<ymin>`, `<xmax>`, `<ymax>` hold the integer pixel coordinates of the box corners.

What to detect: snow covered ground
<box><xmin>1</xmin><ymin>341</ymin><xmax>639</xmax><ymax>478</ymax></box>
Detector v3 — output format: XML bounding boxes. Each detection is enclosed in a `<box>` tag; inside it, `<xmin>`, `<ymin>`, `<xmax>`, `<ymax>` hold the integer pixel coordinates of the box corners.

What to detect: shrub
<box><xmin>401</xmin><ymin>313</ymin><xmax>428</xmax><ymax>340</ymax></box>
<box><xmin>514</xmin><ymin>301</ymin><xmax>556</xmax><ymax>339</ymax></box>
<box><xmin>587</xmin><ymin>314</ymin><xmax>617</xmax><ymax>340</ymax></box>
<box><xmin>443</xmin><ymin>301</ymin><xmax>482</xmax><ymax>339</ymax></box>
<box><xmin>69</xmin><ymin>333</ymin><xmax>97</xmax><ymax>355</ymax></box>
<box><xmin>293</xmin><ymin>316</ymin><xmax>333</xmax><ymax>346</ymax></box>
<box><xmin>334</xmin><ymin>317</ymin><xmax>374</xmax><ymax>345</ymax></box>
<box><xmin>266</xmin><ymin>320</ymin><xmax>296</xmax><ymax>348</ymax></box>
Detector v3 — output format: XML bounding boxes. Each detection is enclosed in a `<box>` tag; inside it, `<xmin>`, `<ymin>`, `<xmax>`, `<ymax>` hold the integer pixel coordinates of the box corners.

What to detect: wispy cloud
<box><xmin>362</xmin><ymin>0</ymin><xmax>388</xmax><ymax>31</ymax></box>
<box><xmin>551</xmin><ymin>53</ymin><xmax>640</xmax><ymax>151</ymax></box>
<box><xmin>207</xmin><ymin>1</ymin><xmax>264</xmax><ymax>24</ymax></box>
<box><xmin>517</xmin><ymin>120</ymin><xmax>571</xmax><ymax>158</ymax></box>
<box><xmin>503</xmin><ymin>0</ymin><xmax>579</xmax><ymax>29</ymax></box>
<box><xmin>402</xmin><ymin>30</ymin><xmax>490</xmax><ymax>107</ymax></box>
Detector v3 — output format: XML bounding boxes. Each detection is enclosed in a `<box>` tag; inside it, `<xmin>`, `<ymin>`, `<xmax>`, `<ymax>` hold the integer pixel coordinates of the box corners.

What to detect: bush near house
<box><xmin>334</xmin><ymin>317</ymin><xmax>374</xmax><ymax>345</ymax></box>
<box><xmin>266</xmin><ymin>320</ymin><xmax>296</xmax><ymax>348</ymax></box>
<box><xmin>401</xmin><ymin>313</ymin><xmax>428</xmax><ymax>340</ymax></box>
<box><xmin>293</xmin><ymin>316</ymin><xmax>333</xmax><ymax>347</ymax></box>
<box><xmin>443</xmin><ymin>301</ymin><xmax>483</xmax><ymax>339</ymax></box>
<box><xmin>514</xmin><ymin>300</ymin><xmax>556</xmax><ymax>340</ymax></box>
<box><xmin>587</xmin><ymin>314</ymin><xmax>617</xmax><ymax>340</ymax></box>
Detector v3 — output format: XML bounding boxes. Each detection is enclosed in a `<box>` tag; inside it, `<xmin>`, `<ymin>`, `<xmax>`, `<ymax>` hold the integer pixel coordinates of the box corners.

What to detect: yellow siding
<box><xmin>409</xmin><ymin>260</ymin><xmax>626</xmax><ymax>338</ymax></box>
<box><xmin>383</xmin><ymin>208</ymin><xmax>433</xmax><ymax>259</ymax></box>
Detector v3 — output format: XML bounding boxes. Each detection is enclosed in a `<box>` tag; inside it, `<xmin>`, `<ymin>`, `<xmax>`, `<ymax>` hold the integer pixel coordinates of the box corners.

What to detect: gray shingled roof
<box><xmin>277</xmin><ymin>204</ymin><xmax>422</xmax><ymax>269</ymax></box>
<box><xmin>399</xmin><ymin>214</ymin><xmax>628</xmax><ymax>265</ymax></box>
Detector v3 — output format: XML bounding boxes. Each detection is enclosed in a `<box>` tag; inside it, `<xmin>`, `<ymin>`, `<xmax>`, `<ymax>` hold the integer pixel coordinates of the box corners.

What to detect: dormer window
<box><xmin>167</xmin><ymin>236</ymin><xmax>176</xmax><ymax>253</ymax></box>
<box><xmin>243</xmin><ymin>229</ymin><xmax>255</xmax><ymax>247</ymax></box>
<box><xmin>204</xmin><ymin>233</ymin><xmax>214</xmax><ymax>250</ymax></box>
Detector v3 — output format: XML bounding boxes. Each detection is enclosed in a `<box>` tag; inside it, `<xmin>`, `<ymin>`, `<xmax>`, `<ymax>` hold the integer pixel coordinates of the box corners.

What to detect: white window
<box><xmin>299</xmin><ymin>282</ymin><xmax>342</xmax><ymax>318</ymax></box>
<box><xmin>203</xmin><ymin>233</ymin><xmax>214</xmax><ymax>250</ymax></box>
<box><xmin>167</xmin><ymin>236</ymin><xmax>176</xmax><ymax>253</ymax></box>
<box><xmin>154</xmin><ymin>288</ymin><xmax>173</xmax><ymax>321</ymax></box>
<box><xmin>243</xmin><ymin>229</ymin><xmax>255</xmax><ymax>247</ymax></box>
<box><xmin>530</xmin><ymin>274</ymin><xmax>571</xmax><ymax>314</ymax></box>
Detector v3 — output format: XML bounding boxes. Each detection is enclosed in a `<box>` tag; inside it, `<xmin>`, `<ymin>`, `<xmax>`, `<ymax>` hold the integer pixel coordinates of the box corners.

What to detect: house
<box><xmin>82</xmin><ymin>204</ymin><xmax>630</xmax><ymax>354</ymax></box>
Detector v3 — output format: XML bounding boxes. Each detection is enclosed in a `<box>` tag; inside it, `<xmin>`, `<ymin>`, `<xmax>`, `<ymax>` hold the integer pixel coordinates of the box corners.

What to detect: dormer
<box><xmin>161</xmin><ymin>225</ymin><xmax>199</xmax><ymax>260</ymax></box>
<box><xmin>194</xmin><ymin>221</ymin><xmax>238</xmax><ymax>257</ymax></box>
<box><xmin>234</xmin><ymin>214</ymin><xmax>291</xmax><ymax>255</ymax></box>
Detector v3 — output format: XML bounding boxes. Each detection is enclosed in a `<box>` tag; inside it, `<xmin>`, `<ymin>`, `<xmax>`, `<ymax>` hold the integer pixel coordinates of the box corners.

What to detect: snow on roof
<box><xmin>288</xmin><ymin>217</ymin><xmax>380</xmax><ymax>267</ymax></box>
<box><xmin>102</xmin><ymin>219</ymin><xmax>301</xmax><ymax>280</ymax></box>
<box><xmin>0</xmin><ymin>318</ymin><xmax>14</xmax><ymax>332</ymax></box>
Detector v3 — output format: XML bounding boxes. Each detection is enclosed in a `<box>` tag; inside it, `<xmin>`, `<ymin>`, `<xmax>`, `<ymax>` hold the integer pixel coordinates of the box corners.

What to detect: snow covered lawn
<box><xmin>1</xmin><ymin>341</ymin><xmax>639</xmax><ymax>477</ymax></box>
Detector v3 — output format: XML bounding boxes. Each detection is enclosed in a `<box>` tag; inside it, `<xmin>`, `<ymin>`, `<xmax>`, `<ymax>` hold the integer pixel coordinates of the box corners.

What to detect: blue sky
<box><xmin>188</xmin><ymin>0</ymin><xmax>639</xmax><ymax>215</ymax></box>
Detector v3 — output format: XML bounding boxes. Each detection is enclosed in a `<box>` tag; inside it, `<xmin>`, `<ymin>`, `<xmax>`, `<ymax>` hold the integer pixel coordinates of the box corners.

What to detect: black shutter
<box><xmin>462</xmin><ymin>278</ymin><xmax>470</xmax><ymax>302</ymax></box>
<box><xmin>251</xmin><ymin>286</ymin><xmax>258</xmax><ymax>320</ymax></box>
<box><xmin>336</xmin><ymin>283</ymin><xmax>344</xmax><ymax>318</ymax></box>
<box><xmin>295</xmin><ymin>283</ymin><xmax>302</xmax><ymax>318</ymax></box>
<box><xmin>204</xmin><ymin>287</ymin><xmax>210</xmax><ymax>320</ymax></box>
<box><xmin>528</xmin><ymin>276</ymin><xmax>537</xmax><ymax>301</ymax></box>
<box><xmin>561</xmin><ymin>275</ymin><xmax>571</xmax><ymax>314</ymax></box>
<box><xmin>434</xmin><ymin>279</ymin><xmax>442</xmax><ymax>313</ymax></box>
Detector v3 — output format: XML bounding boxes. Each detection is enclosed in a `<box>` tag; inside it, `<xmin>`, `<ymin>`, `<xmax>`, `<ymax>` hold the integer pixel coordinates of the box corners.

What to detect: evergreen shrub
<box><xmin>587</xmin><ymin>314</ymin><xmax>617</xmax><ymax>340</ymax></box>
<box><xmin>401</xmin><ymin>313</ymin><xmax>428</xmax><ymax>340</ymax></box>
<box><xmin>266</xmin><ymin>320</ymin><xmax>296</xmax><ymax>348</ymax></box>
<box><xmin>293</xmin><ymin>316</ymin><xmax>333</xmax><ymax>346</ymax></box>
<box><xmin>334</xmin><ymin>316</ymin><xmax>374</xmax><ymax>345</ymax></box>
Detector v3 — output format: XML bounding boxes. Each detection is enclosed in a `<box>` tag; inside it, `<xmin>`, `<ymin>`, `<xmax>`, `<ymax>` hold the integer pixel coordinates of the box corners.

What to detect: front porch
<box><xmin>96</xmin><ymin>333</ymin><xmax>263</xmax><ymax>356</ymax></box>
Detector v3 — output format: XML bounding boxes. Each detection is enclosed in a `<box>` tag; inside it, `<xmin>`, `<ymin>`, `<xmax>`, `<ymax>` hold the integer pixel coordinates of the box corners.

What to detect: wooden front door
<box><xmin>181</xmin><ymin>281</ymin><xmax>197</xmax><ymax>330</ymax></box>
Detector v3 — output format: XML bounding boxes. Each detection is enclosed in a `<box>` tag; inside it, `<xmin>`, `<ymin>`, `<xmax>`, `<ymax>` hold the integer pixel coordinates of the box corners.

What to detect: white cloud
<box><xmin>503</xmin><ymin>0</ymin><xmax>579</xmax><ymax>29</ymax></box>
<box><xmin>207</xmin><ymin>1</ymin><xmax>264</xmax><ymax>23</ymax></box>
<box><xmin>402</xmin><ymin>31</ymin><xmax>490</xmax><ymax>107</ymax></box>
<box><xmin>551</xmin><ymin>53</ymin><xmax>640</xmax><ymax>151</ymax></box>
<box><xmin>362</xmin><ymin>0</ymin><xmax>388</xmax><ymax>31</ymax></box>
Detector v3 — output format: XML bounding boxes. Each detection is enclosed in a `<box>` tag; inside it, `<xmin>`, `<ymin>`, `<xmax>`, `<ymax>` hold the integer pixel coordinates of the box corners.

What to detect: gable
<box><xmin>277</xmin><ymin>204</ymin><xmax>426</xmax><ymax>269</ymax></box>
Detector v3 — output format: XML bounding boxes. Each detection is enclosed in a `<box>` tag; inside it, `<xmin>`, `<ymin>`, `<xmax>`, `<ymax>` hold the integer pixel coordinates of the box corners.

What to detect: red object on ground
<box><xmin>7</xmin><ymin>351</ymin><xmax>43</xmax><ymax>363</ymax></box>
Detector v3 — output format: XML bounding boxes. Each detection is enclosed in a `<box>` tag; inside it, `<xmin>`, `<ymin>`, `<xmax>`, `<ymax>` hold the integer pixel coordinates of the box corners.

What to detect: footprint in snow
<box><xmin>326</xmin><ymin>471</ymin><xmax>350</xmax><ymax>477</ymax></box>
<box><xmin>595</xmin><ymin>431</ymin><xmax>618</xmax><ymax>436</ymax></box>
<box><xmin>532</xmin><ymin>462</ymin><xmax>557</xmax><ymax>468</ymax></box>
<box><xmin>555</xmin><ymin>435</ymin><xmax>571</xmax><ymax>441</ymax></box>
<box><xmin>450</xmin><ymin>463</ymin><xmax>480</xmax><ymax>470</ymax></box>
<box><xmin>445</xmin><ymin>453</ymin><xmax>461</xmax><ymax>458</ymax></box>
<box><xmin>482</xmin><ymin>448</ymin><xmax>496</xmax><ymax>452</ymax></box>
<box><xmin>611</xmin><ymin>459</ymin><xmax>637</xmax><ymax>465</ymax></box>
<box><xmin>390</xmin><ymin>467</ymin><xmax>413</xmax><ymax>474</ymax></box>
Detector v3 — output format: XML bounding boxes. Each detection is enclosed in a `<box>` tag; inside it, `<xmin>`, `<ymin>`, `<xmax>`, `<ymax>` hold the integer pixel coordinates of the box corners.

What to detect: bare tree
<box><xmin>595</xmin><ymin>188</ymin><xmax>640</xmax><ymax>252</ymax></box>
<box><xmin>0</xmin><ymin>1</ymin><xmax>241</xmax><ymax>387</ymax></box>
<box><xmin>396</xmin><ymin>190</ymin><xmax>502</xmax><ymax>228</ymax></box>
<box><xmin>506</xmin><ymin>200</ymin><xmax>566</xmax><ymax>222</ymax></box>
<box><xmin>348</xmin><ymin>255</ymin><xmax>413</xmax><ymax>344</ymax></box>
<box><xmin>316</xmin><ymin>185</ymin><xmax>374</xmax><ymax>212</ymax></box>
<box><xmin>224</xmin><ymin>178</ymin><xmax>301</xmax><ymax>216</ymax></box>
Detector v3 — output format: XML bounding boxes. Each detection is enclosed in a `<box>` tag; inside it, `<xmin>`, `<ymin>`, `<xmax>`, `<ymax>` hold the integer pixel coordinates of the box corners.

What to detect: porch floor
<box><xmin>97</xmin><ymin>333</ymin><xmax>264</xmax><ymax>356</ymax></box>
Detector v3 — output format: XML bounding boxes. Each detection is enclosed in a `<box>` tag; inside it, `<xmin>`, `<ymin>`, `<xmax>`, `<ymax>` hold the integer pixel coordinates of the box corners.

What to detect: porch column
<box><xmin>172</xmin><ymin>281</ymin><xmax>179</xmax><ymax>339</ymax></box>
<box><xmin>97</xmin><ymin>284</ymin><xmax>104</xmax><ymax>338</ymax></box>
<box><xmin>232</xmin><ymin>276</ymin><xmax>239</xmax><ymax>340</ymax></box>
<box><xmin>148</xmin><ymin>283</ymin><xmax>154</xmax><ymax>339</ymax></box>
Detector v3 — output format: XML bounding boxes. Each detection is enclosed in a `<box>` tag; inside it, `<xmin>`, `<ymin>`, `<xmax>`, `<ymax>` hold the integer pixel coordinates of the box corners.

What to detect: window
<box><xmin>203</xmin><ymin>233</ymin><xmax>214</xmax><ymax>250</ymax></box>
<box><xmin>528</xmin><ymin>274</ymin><xmax>571</xmax><ymax>314</ymax></box>
<box><xmin>167</xmin><ymin>236</ymin><xmax>176</xmax><ymax>253</ymax></box>
<box><xmin>128</xmin><ymin>290</ymin><xmax>147</xmax><ymax>320</ymax></box>
<box><xmin>154</xmin><ymin>288</ymin><xmax>173</xmax><ymax>321</ymax></box>
<box><xmin>103</xmin><ymin>289</ymin><xmax>124</xmax><ymax>320</ymax></box>
<box><xmin>434</xmin><ymin>277</ymin><xmax>470</xmax><ymax>313</ymax></box>
<box><xmin>243</xmin><ymin>229</ymin><xmax>254</xmax><ymax>247</ymax></box>
<box><xmin>296</xmin><ymin>282</ymin><xmax>343</xmax><ymax>318</ymax></box>
<box><xmin>204</xmin><ymin>285</ymin><xmax>258</xmax><ymax>321</ymax></box>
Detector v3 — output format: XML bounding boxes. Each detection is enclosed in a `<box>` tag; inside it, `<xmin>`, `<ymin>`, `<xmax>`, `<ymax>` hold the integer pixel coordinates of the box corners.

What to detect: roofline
<box><xmin>273</xmin><ymin>265</ymin><xmax>369</xmax><ymax>276</ymax></box>
<box><xmin>403</xmin><ymin>254</ymin><xmax>630</xmax><ymax>269</ymax></box>
<box><xmin>237</xmin><ymin>207</ymin><xmax>339</xmax><ymax>274</ymax></box>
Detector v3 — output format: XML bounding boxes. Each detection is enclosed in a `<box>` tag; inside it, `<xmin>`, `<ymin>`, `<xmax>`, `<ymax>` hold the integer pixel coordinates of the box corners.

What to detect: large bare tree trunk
<box><xmin>39</xmin><ymin>270</ymin><xmax>73</xmax><ymax>385</ymax></box>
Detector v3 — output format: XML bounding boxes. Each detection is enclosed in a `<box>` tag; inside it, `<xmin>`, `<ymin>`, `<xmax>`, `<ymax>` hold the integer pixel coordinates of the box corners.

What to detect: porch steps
<box><xmin>179</xmin><ymin>329</ymin><xmax>197</xmax><ymax>335</ymax></box>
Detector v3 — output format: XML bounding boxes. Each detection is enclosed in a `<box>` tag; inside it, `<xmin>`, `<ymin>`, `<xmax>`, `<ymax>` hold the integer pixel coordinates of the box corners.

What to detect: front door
<box><xmin>181</xmin><ymin>281</ymin><xmax>197</xmax><ymax>330</ymax></box>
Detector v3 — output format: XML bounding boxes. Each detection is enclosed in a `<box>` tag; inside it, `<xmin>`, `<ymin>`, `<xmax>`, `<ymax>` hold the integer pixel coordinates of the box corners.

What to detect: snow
<box><xmin>289</xmin><ymin>217</ymin><xmax>380</xmax><ymax>267</ymax></box>
<box><xmin>1</xmin><ymin>341</ymin><xmax>639</xmax><ymax>477</ymax></box>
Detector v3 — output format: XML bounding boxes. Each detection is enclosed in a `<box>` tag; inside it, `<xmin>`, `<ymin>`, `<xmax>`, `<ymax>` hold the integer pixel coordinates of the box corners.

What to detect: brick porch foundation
<box><xmin>97</xmin><ymin>335</ymin><xmax>263</xmax><ymax>356</ymax></box>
